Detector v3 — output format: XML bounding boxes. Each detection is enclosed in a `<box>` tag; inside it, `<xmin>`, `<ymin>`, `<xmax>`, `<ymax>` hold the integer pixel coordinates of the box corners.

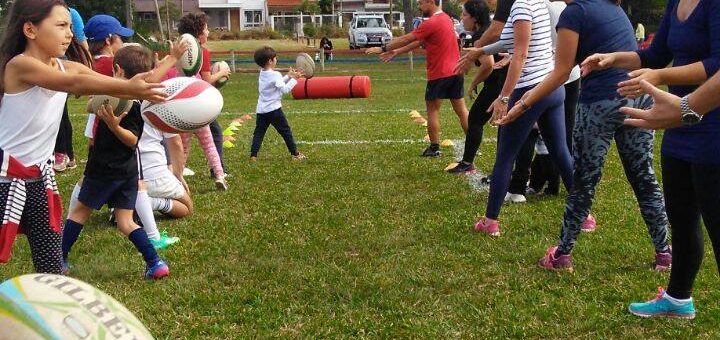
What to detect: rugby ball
<box><xmin>0</xmin><ymin>274</ymin><xmax>154</xmax><ymax>340</ymax></box>
<box><xmin>177</xmin><ymin>33</ymin><xmax>203</xmax><ymax>76</ymax></box>
<box><xmin>295</xmin><ymin>52</ymin><xmax>315</xmax><ymax>78</ymax></box>
<box><xmin>211</xmin><ymin>61</ymin><xmax>230</xmax><ymax>89</ymax></box>
<box><xmin>141</xmin><ymin>77</ymin><xmax>223</xmax><ymax>133</ymax></box>
<box><xmin>88</xmin><ymin>95</ymin><xmax>134</xmax><ymax>117</ymax></box>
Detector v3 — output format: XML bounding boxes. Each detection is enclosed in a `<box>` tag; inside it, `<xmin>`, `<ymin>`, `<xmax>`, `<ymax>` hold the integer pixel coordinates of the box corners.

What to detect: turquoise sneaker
<box><xmin>150</xmin><ymin>231</ymin><xmax>180</xmax><ymax>250</ymax></box>
<box><xmin>629</xmin><ymin>288</ymin><xmax>696</xmax><ymax>319</ymax></box>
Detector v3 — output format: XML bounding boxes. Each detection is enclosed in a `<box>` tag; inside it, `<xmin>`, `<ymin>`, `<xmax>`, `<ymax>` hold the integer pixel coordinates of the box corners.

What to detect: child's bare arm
<box><xmin>10</xmin><ymin>56</ymin><xmax>166</xmax><ymax>102</ymax></box>
<box><xmin>149</xmin><ymin>39</ymin><xmax>189</xmax><ymax>82</ymax></box>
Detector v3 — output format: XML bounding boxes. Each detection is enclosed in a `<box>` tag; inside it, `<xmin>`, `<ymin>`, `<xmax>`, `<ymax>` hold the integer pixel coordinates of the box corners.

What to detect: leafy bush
<box><xmin>208</xmin><ymin>28</ymin><xmax>286</xmax><ymax>41</ymax></box>
<box><xmin>303</xmin><ymin>23</ymin><xmax>317</xmax><ymax>38</ymax></box>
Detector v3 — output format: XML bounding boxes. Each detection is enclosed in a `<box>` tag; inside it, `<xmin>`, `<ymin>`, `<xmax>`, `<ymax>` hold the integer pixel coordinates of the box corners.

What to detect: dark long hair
<box><xmin>0</xmin><ymin>0</ymin><xmax>69</xmax><ymax>94</ymax></box>
<box><xmin>66</xmin><ymin>36</ymin><xmax>93</xmax><ymax>68</ymax></box>
<box><xmin>464</xmin><ymin>0</ymin><xmax>492</xmax><ymax>33</ymax></box>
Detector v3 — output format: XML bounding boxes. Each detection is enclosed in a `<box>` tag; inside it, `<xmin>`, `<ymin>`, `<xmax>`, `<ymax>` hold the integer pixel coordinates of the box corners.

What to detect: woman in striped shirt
<box><xmin>471</xmin><ymin>0</ymin><xmax>573</xmax><ymax>236</ymax></box>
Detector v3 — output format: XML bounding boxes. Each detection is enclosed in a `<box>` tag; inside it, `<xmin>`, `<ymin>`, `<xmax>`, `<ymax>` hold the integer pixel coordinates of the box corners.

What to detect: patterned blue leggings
<box><xmin>556</xmin><ymin>95</ymin><xmax>669</xmax><ymax>254</ymax></box>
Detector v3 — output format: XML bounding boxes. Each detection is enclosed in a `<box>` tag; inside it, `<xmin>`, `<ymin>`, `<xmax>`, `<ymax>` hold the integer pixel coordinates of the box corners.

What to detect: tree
<box><xmin>297</xmin><ymin>0</ymin><xmax>320</xmax><ymax>14</ymax></box>
<box><xmin>318</xmin><ymin>0</ymin><xmax>333</xmax><ymax>14</ymax></box>
<box><xmin>66</xmin><ymin>0</ymin><xmax>127</xmax><ymax>25</ymax></box>
<box><xmin>402</xmin><ymin>0</ymin><xmax>414</xmax><ymax>33</ymax></box>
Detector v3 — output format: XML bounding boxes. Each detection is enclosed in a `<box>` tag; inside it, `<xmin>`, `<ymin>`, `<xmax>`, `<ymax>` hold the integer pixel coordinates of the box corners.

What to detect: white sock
<box><xmin>136</xmin><ymin>191</ymin><xmax>160</xmax><ymax>240</ymax></box>
<box><xmin>150</xmin><ymin>197</ymin><xmax>173</xmax><ymax>214</ymax></box>
<box><xmin>664</xmin><ymin>292</ymin><xmax>692</xmax><ymax>305</ymax></box>
<box><xmin>68</xmin><ymin>183</ymin><xmax>81</xmax><ymax>213</ymax></box>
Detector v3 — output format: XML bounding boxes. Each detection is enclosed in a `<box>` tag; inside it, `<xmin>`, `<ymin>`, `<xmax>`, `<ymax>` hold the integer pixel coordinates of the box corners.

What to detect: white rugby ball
<box><xmin>211</xmin><ymin>61</ymin><xmax>230</xmax><ymax>89</ymax></box>
<box><xmin>141</xmin><ymin>77</ymin><xmax>223</xmax><ymax>133</ymax></box>
<box><xmin>0</xmin><ymin>274</ymin><xmax>154</xmax><ymax>340</ymax></box>
<box><xmin>88</xmin><ymin>95</ymin><xmax>134</xmax><ymax>116</ymax></box>
<box><xmin>177</xmin><ymin>33</ymin><xmax>203</xmax><ymax>76</ymax></box>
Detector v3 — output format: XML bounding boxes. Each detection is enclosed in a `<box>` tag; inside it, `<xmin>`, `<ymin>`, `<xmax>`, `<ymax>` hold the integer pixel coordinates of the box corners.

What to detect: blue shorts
<box><xmin>79</xmin><ymin>176</ymin><xmax>138</xmax><ymax>210</ymax></box>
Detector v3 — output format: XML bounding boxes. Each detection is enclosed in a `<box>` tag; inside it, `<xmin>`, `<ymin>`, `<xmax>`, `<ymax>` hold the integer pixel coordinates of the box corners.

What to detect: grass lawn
<box><xmin>2</xmin><ymin>55</ymin><xmax>720</xmax><ymax>338</ymax></box>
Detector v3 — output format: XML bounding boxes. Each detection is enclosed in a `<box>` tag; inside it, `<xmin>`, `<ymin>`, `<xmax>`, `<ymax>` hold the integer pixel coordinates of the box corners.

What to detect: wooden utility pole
<box><xmin>154</xmin><ymin>0</ymin><xmax>165</xmax><ymax>39</ymax></box>
<box><xmin>125</xmin><ymin>0</ymin><xmax>134</xmax><ymax>29</ymax></box>
<box><xmin>389</xmin><ymin>0</ymin><xmax>393</xmax><ymax>28</ymax></box>
<box><xmin>165</xmin><ymin>0</ymin><xmax>171</xmax><ymax>40</ymax></box>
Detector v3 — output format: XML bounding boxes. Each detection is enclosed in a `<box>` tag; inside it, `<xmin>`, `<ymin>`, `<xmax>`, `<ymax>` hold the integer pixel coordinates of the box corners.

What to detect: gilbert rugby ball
<box><xmin>141</xmin><ymin>77</ymin><xmax>223</xmax><ymax>133</ymax></box>
<box><xmin>177</xmin><ymin>33</ymin><xmax>202</xmax><ymax>77</ymax></box>
<box><xmin>295</xmin><ymin>52</ymin><xmax>315</xmax><ymax>79</ymax></box>
<box><xmin>88</xmin><ymin>95</ymin><xmax>134</xmax><ymax>116</ymax></box>
<box><xmin>0</xmin><ymin>274</ymin><xmax>154</xmax><ymax>340</ymax></box>
<box><xmin>211</xmin><ymin>61</ymin><xmax>230</xmax><ymax>89</ymax></box>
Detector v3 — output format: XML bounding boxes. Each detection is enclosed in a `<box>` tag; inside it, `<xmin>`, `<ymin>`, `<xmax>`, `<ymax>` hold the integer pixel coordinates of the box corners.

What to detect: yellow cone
<box><xmin>444</xmin><ymin>162</ymin><xmax>459</xmax><ymax>171</ymax></box>
<box><xmin>441</xmin><ymin>139</ymin><xmax>455</xmax><ymax>147</ymax></box>
<box><xmin>423</xmin><ymin>134</ymin><xmax>430</xmax><ymax>142</ymax></box>
<box><xmin>421</xmin><ymin>121</ymin><xmax>428</xmax><ymax>127</ymax></box>
<box><xmin>222</xmin><ymin>128</ymin><xmax>235</xmax><ymax>136</ymax></box>
<box><xmin>408</xmin><ymin>110</ymin><xmax>420</xmax><ymax>117</ymax></box>
<box><xmin>414</xmin><ymin>117</ymin><xmax>426</xmax><ymax>124</ymax></box>
<box><xmin>223</xmin><ymin>140</ymin><xmax>235</xmax><ymax>148</ymax></box>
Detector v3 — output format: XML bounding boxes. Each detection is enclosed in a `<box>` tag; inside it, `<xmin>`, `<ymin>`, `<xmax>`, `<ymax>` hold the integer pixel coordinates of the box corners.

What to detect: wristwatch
<box><xmin>680</xmin><ymin>94</ymin><xmax>702</xmax><ymax>126</ymax></box>
<box><xmin>499</xmin><ymin>96</ymin><xmax>510</xmax><ymax>104</ymax></box>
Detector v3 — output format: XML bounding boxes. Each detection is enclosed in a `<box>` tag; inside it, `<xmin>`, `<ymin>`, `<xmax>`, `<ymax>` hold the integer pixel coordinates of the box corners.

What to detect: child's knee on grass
<box><xmin>114</xmin><ymin>209</ymin><xmax>140</xmax><ymax>236</ymax></box>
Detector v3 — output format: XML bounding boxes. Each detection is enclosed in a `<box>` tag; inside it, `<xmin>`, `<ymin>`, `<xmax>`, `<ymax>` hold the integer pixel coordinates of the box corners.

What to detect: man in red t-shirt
<box><xmin>367</xmin><ymin>0</ymin><xmax>468</xmax><ymax>157</ymax></box>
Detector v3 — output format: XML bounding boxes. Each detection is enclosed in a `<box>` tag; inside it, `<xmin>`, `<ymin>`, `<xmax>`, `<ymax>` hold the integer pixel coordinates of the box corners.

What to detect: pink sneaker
<box><xmin>473</xmin><ymin>218</ymin><xmax>500</xmax><ymax>236</ymax></box>
<box><xmin>581</xmin><ymin>214</ymin><xmax>597</xmax><ymax>232</ymax></box>
<box><xmin>53</xmin><ymin>153</ymin><xmax>68</xmax><ymax>172</ymax></box>
<box><xmin>538</xmin><ymin>246</ymin><xmax>573</xmax><ymax>271</ymax></box>
<box><xmin>654</xmin><ymin>246</ymin><xmax>672</xmax><ymax>271</ymax></box>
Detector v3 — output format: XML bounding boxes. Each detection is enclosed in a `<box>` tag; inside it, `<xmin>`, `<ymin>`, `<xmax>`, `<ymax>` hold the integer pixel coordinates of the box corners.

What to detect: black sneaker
<box><xmin>446</xmin><ymin>161</ymin><xmax>476</xmax><ymax>174</ymax></box>
<box><xmin>480</xmin><ymin>175</ymin><xmax>492</xmax><ymax>185</ymax></box>
<box><xmin>421</xmin><ymin>145</ymin><xmax>441</xmax><ymax>157</ymax></box>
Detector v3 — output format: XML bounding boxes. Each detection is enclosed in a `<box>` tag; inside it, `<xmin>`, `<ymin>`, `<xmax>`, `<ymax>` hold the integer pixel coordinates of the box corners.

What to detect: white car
<box><xmin>348</xmin><ymin>14</ymin><xmax>393</xmax><ymax>49</ymax></box>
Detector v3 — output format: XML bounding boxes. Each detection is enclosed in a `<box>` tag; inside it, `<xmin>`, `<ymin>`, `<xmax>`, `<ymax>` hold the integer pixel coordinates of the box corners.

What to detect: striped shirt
<box><xmin>499</xmin><ymin>0</ymin><xmax>555</xmax><ymax>88</ymax></box>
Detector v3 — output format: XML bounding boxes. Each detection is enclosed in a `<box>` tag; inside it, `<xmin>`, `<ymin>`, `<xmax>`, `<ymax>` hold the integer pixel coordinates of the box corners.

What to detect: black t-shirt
<box><xmin>85</xmin><ymin>101</ymin><xmax>143</xmax><ymax>180</ymax></box>
<box><xmin>470</xmin><ymin>31</ymin><xmax>508</xmax><ymax>90</ymax></box>
<box><xmin>494</xmin><ymin>0</ymin><xmax>517</xmax><ymax>23</ymax></box>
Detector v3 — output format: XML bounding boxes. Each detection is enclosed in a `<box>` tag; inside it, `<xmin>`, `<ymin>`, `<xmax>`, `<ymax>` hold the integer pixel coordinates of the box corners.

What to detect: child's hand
<box><xmin>96</xmin><ymin>103</ymin><xmax>126</xmax><ymax>129</ymax></box>
<box><xmin>288</xmin><ymin>67</ymin><xmax>303</xmax><ymax>79</ymax></box>
<box><xmin>127</xmin><ymin>71</ymin><xmax>167</xmax><ymax>103</ymax></box>
<box><xmin>168</xmin><ymin>38</ymin><xmax>189</xmax><ymax>61</ymax></box>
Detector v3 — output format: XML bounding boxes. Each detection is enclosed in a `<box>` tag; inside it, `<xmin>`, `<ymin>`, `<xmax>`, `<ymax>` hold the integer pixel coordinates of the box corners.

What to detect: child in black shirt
<box><xmin>62</xmin><ymin>45</ymin><xmax>169</xmax><ymax>280</ymax></box>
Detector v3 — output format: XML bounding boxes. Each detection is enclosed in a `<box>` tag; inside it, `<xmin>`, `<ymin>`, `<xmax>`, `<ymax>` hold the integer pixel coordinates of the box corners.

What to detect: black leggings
<box><xmin>462</xmin><ymin>81</ymin><xmax>502</xmax><ymax>163</ymax></box>
<box><xmin>663</xmin><ymin>155</ymin><xmax>720</xmax><ymax>299</ymax></box>
<box><xmin>0</xmin><ymin>181</ymin><xmax>63</xmax><ymax>273</ymax></box>
<box><xmin>54</xmin><ymin>102</ymin><xmax>75</xmax><ymax>160</ymax></box>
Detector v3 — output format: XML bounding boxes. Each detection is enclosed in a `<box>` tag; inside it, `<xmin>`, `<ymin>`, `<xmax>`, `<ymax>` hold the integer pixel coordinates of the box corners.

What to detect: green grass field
<box><xmin>2</xmin><ymin>44</ymin><xmax>720</xmax><ymax>338</ymax></box>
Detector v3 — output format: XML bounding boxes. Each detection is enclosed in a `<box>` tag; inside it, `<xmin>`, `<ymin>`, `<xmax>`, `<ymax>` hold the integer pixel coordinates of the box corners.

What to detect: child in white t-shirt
<box><xmin>250</xmin><ymin>46</ymin><xmax>305</xmax><ymax>160</ymax></box>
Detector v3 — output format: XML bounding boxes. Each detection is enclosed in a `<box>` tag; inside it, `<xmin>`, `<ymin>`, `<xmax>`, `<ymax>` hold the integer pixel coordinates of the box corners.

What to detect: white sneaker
<box><xmin>214</xmin><ymin>177</ymin><xmax>228</xmax><ymax>191</ymax></box>
<box><xmin>504</xmin><ymin>193</ymin><xmax>527</xmax><ymax>203</ymax></box>
<box><xmin>183</xmin><ymin>167</ymin><xmax>195</xmax><ymax>176</ymax></box>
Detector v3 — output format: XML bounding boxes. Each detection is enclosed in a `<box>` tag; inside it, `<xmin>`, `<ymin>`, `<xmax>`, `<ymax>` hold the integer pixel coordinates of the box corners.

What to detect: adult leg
<box><xmin>462</xmin><ymin>87</ymin><xmax>496</xmax><ymax>164</ymax></box>
<box><xmin>450</xmin><ymin>98</ymin><xmax>469</xmax><ymax>134</ymax></box>
<box><xmin>426</xmin><ymin>99</ymin><xmax>443</xmax><ymax>144</ymax></box>
<box><xmin>508</xmin><ymin>129</ymin><xmax>538</xmax><ymax>195</ymax></box>
<box><xmin>694</xmin><ymin>163</ymin><xmax>720</xmax><ymax>278</ymax></box>
<box><xmin>250</xmin><ymin>113</ymin><xmax>272</xmax><ymax>157</ymax></box>
<box><xmin>555</xmin><ymin>99</ymin><xmax>619</xmax><ymax>255</ymax></box>
<box><xmin>663</xmin><ymin>156</ymin><xmax>703</xmax><ymax>299</ymax></box>
<box><xmin>484</xmin><ymin>87</ymin><xmax>546</xmax><ymax>220</ymax></box>
<box><xmin>614</xmin><ymin>99</ymin><xmax>669</xmax><ymax>253</ymax></box>
<box><xmin>269</xmin><ymin>109</ymin><xmax>299</xmax><ymax>156</ymax></box>
<box><xmin>536</xmin><ymin>86</ymin><xmax>572</xmax><ymax>190</ymax></box>
<box><xmin>563</xmin><ymin>79</ymin><xmax>580</xmax><ymax>151</ymax></box>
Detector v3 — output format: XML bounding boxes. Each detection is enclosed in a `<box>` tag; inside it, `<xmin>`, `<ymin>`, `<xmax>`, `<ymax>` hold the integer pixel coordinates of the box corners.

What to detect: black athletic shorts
<box><xmin>425</xmin><ymin>75</ymin><xmax>464</xmax><ymax>101</ymax></box>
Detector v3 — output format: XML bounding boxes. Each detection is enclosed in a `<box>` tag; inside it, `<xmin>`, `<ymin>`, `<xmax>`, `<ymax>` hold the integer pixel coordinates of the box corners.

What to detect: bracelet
<box><xmin>519</xmin><ymin>99</ymin><xmax>530</xmax><ymax>111</ymax></box>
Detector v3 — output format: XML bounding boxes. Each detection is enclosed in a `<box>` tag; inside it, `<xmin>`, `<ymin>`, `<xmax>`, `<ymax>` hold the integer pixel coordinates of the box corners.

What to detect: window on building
<box><xmin>244</xmin><ymin>10</ymin><xmax>263</xmax><ymax>28</ymax></box>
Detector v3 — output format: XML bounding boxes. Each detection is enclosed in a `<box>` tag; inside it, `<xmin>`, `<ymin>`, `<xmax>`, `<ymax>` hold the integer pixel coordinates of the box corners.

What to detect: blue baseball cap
<box><xmin>84</xmin><ymin>15</ymin><xmax>134</xmax><ymax>41</ymax></box>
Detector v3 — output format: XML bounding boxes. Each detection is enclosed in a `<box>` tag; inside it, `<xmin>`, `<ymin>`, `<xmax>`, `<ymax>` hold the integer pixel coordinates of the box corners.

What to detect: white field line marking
<box><xmin>451</xmin><ymin>138</ymin><xmax>493</xmax><ymax>193</ymax></box>
<box><xmin>296</xmin><ymin>139</ymin><xmax>425</xmax><ymax>145</ymax></box>
<box><xmin>69</xmin><ymin>108</ymin><xmax>413</xmax><ymax>117</ymax></box>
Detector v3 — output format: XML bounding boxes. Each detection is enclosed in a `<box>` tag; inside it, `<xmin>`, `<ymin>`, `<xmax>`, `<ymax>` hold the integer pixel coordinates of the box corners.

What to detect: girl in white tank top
<box><xmin>0</xmin><ymin>0</ymin><xmax>165</xmax><ymax>273</ymax></box>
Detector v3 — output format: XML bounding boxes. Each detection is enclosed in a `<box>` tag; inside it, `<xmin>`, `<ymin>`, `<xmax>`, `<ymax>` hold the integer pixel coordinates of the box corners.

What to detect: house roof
<box><xmin>267</xmin><ymin>0</ymin><xmax>305</xmax><ymax>8</ymax></box>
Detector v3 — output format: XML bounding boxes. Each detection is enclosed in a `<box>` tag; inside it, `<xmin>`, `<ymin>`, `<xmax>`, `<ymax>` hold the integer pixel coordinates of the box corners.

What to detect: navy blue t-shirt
<box><xmin>556</xmin><ymin>0</ymin><xmax>636</xmax><ymax>103</ymax></box>
<box><xmin>637</xmin><ymin>0</ymin><xmax>720</xmax><ymax>164</ymax></box>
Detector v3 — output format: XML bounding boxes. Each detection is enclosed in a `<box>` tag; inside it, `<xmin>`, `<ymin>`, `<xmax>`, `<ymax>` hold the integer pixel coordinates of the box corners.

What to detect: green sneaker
<box><xmin>150</xmin><ymin>231</ymin><xmax>180</xmax><ymax>250</ymax></box>
<box><xmin>629</xmin><ymin>288</ymin><xmax>696</xmax><ymax>319</ymax></box>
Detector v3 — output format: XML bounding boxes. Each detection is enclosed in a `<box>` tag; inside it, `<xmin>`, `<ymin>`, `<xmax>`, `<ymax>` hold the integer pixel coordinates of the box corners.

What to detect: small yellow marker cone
<box><xmin>222</xmin><ymin>128</ymin><xmax>235</xmax><ymax>136</ymax></box>
<box><xmin>441</xmin><ymin>139</ymin><xmax>455</xmax><ymax>147</ymax></box>
<box><xmin>223</xmin><ymin>140</ymin><xmax>235</xmax><ymax>148</ymax></box>
<box><xmin>444</xmin><ymin>162</ymin><xmax>459</xmax><ymax>171</ymax></box>
<box><xmin>409</xmin><ymin>110</ymin><xmax>420</xmax><ymax>117</ymax></box>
